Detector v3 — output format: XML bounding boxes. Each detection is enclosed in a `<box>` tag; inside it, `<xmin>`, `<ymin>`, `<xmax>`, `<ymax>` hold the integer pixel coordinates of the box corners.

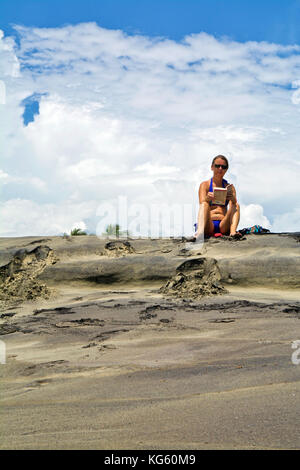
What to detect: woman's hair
<box><xmin>211</xmin><ymin>155</ymin><xmax>229</xmax><ymax>168</ymax></box>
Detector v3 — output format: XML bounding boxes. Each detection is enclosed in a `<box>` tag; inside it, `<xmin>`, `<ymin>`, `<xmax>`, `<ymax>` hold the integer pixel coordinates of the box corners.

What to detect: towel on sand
<box><xmin>239</xmin><ymin>225</ymin><xmax>270</xmax><ymax>235</ymax></box>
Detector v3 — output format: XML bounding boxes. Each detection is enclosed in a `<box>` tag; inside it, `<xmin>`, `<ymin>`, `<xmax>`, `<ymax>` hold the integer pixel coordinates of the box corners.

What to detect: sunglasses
<box><xmin>214</xmin><ymin>164</ymin><xmax>227</xmax><ymax>169</ymax></box>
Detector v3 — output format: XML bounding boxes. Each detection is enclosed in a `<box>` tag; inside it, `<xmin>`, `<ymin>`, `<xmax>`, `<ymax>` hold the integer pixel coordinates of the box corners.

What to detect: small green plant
<box><xmin>70</xmin><ymin>227</ymin><xmax>87</xmax><ymax>236</ymax></box>
<box><xmin>102</xmin><ymin>224</ymin><xmax>130</xmax><ymax>238</ymax></box>
<box><xmin>106</xmin><ymin>224</ymin><xmax>120</xmax><ymax>237</ymax></box>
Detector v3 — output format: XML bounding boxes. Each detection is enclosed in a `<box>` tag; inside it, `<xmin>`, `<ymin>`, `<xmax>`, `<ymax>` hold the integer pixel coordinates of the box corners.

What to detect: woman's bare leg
<box><xmin>219</xmin><ymin>202</ymin><xmax>240</xmax><ymax>235</ymax></box>
<box><xmin>229</xmin><ymin>203</ymin><xmax>240</xmax><ymax>235</ymax></box>
<box><xmin>195</xmin><ymin>202</ymin><xmax>214</xmax><ymax>238</ymax></box>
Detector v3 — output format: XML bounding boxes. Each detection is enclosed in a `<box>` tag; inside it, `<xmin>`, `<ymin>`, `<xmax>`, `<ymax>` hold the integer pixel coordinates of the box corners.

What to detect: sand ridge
<box><xmin>0</xmin><ymin>233</ymin><xmax>300</xmax><ymax>449</ymax></box>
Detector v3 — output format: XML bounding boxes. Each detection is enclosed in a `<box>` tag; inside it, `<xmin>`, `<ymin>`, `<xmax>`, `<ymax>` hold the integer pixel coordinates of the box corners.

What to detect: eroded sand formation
<box><xmin>0</xmin><ymin>244</ymin><xmax>58</xmax><ymax>308</ymax></box>
<box><xmin>160</xmin><ymin>257</ymin><xmax>227</xmax><ymax>298</ymax></box>
<box><xmin>101</xmin><ymin>240</ymin><xmax>135</xmax><ymax>257</ymax></box>
<box><xmin>1</xmin><ymin>233</ymin><xmax>299</xmax><ymax>309</ymax></box>
<box><xmin>1</xmin><ymin>233</ymin><xmax>300</xmax><ymax>449</ymax></box>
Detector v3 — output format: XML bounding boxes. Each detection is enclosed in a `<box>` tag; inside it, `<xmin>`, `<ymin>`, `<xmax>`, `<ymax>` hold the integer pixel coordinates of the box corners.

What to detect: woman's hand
<box><xmin>205</xmin><ymin>192</ymin><xmax>214</xmax><ymax>203</ymax></box>
<box><xmin>226</xmin><ymin>184</ymin><xmax>236</xmax><ymax>203</ymax></box>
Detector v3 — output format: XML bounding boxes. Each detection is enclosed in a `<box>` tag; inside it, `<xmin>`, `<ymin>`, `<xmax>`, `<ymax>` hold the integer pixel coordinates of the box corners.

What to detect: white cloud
<box><xmin>0</xmin><ymin>198</ymin><xmax>97</xmax><ymax>237</ymax></box>
<box><xmin>0</xmin><ymin>30</ymin><xmax>20</xmax><ymax>78</ymax></box>
<box><xmin>0</xmin><ymin>23</ymin><xmax>300</xmax><ymax>236</ymax></box>
<box><xmin>239</xmin><ymin>204</ymin><xmax>271</xmax><ymax>230</ymax></box>
<box><xmin>133</xmin><ymin>162</ymin><xmax>180</xmax><ymax>175</ymax></box>
<box><xmin>271</xmin><ymin>208</ymin><xmax>300</xmax><ymax>233</ymax></box>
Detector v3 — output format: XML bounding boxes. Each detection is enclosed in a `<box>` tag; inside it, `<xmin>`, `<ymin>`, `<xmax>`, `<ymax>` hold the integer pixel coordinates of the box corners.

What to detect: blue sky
<box><xmin>1</xmin><ymin>1</ymin><xmax>300</xmax><ymax>236</ymax></box>
<box><xmin>1</xmin><ymin>0</ymin><xmax>300</xmax><ymax>44</ymax></box>
<box><xmin>3</xmin><ymin>0</ymin><xmax>300</xmax><ymax>126</ymax></box>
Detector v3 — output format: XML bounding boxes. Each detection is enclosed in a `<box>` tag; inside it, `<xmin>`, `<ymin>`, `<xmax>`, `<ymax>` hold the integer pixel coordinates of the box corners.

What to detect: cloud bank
<box><xmin>1</xmin><ymin>23</ymin><xmax>300</xmax><ymax>236</ymax></box>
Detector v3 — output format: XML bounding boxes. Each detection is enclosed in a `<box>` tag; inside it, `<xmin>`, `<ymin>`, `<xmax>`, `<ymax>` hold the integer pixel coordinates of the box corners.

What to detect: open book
<box><xmin>213</xmin><ymin>187</ymin><xmax>227</xmax><ymax>205</ymax></box>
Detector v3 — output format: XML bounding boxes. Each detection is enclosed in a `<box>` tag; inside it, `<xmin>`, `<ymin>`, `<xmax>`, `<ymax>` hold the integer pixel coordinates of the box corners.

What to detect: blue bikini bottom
<box><xmin>213</xmin><ymin>220</ymin><xmax>221</xmax><ymax>234</ymax></box>
<box><xmin>194</xmin><ymin>221</ymin><xmax>222</xmax><ymax>234</ymax></box>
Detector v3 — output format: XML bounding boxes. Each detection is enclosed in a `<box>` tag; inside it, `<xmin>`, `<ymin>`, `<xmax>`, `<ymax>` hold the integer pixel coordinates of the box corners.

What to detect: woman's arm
<box><xmin>227</xmin><ymin>184</ymin><xmax>237</xmax><ymax>204</ymax></box>
<box><xmin>199</xmin><ymin>181</ymin><xmax>214</xmax><ymax>204</ymax></box>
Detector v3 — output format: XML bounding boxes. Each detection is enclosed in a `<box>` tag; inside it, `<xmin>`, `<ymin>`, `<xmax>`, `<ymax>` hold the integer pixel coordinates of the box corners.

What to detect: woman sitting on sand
<box><xmin>194</xmin><ymin>155</ymin><xmax>240</xmax><ymax>239</ymax></box>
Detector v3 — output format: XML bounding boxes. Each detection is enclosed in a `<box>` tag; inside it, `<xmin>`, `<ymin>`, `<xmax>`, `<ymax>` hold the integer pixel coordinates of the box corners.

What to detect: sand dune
<box><xmin>0</xmin><ymin>233</ymin><xmax>299</xmax><ymax>449</ymax></box>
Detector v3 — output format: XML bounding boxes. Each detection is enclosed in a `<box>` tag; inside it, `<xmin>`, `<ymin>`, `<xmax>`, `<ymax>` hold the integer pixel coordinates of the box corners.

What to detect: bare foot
<box><xmin>184</xmin><ymin>235</ymin><xmax>197</xmax><ymax>242</ymax></box>
<box><xmin>229</xmin><ymin>232</ymin><xmax>243</xmax><ymax>239</ymax></box>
